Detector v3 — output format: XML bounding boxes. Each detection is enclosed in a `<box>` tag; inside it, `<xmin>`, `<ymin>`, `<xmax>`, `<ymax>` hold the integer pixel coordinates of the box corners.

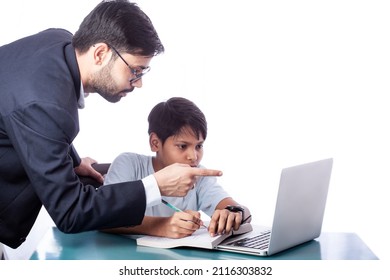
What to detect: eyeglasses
<box><xmin>109</xmin><ymin>45</ymin><xmax>151</xmax><ymax>84</ymax></box>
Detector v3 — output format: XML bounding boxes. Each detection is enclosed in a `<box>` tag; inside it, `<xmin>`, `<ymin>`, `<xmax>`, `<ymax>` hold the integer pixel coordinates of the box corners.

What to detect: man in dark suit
<box><xmin>0</xmin><ymin>0</ymin><xmax>222</xmax><ymax>249</ymax></box>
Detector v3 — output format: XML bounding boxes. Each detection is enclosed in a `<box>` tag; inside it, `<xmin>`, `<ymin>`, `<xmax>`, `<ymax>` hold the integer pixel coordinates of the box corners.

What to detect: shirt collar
<box><xmin>78</xmin><ymin>83</ymin><xmax>87</xmax><ymax>109</ymax></box>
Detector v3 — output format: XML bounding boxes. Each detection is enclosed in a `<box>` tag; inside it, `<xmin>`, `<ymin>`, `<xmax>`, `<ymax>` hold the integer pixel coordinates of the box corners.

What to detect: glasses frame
<box><xmin>109</xmin><ymin>45</ymin><xmax>150</xmax><ymax>84</ymax></box>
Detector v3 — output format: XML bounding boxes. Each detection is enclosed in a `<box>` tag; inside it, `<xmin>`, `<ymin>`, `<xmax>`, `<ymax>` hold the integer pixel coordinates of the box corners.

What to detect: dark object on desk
<box><xmin>79</xmin><ymin>163</ymin><xmax>110</xmax><ymax>188</ymax></box>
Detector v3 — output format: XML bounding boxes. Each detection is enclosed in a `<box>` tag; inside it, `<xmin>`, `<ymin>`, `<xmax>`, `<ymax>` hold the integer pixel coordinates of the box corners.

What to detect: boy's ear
<box><xmin>149</xmin><ymin>133</ymin><xmax>160</xmax><ymax>152</ymax></box>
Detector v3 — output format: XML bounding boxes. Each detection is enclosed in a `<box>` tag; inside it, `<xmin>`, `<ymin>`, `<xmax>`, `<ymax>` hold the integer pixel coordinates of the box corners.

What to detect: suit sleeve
<box><xmin>69</xmin><ymin>144</ymin><xmax>81</xmax><ymax>167</ymax></box>
<box><xmin>4</xmin><ymin>101</ymin><xmax>147</xmax><ymax>232</ymax></box>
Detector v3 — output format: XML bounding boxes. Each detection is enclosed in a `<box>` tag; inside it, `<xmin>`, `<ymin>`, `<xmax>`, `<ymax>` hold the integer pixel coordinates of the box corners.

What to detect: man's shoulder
<box><xmin>17</xmin><ymin>28</ymin><xmax>73</xmax><ymax>42</ymax></box>
<box><xmin>39</xmin><ymin>28</ymin><xmax>72</xmax><ymax>37</ymax></box>
<box><xmin>1</xmin><ymin>28</ymin><xmax>72</xmax><ymax>53</ymax></box>
<box><xmin>34</xmin><ymin>28</ymin><xmax>73</xmax><ymax>42</ymax></box>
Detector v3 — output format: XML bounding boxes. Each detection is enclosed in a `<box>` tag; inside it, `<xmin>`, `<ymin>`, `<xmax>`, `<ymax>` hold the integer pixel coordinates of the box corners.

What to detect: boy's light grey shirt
<box><xmin>104</xmin><ymin>152</ymin><xmax>230</xmax><ymax>217</ymax></box>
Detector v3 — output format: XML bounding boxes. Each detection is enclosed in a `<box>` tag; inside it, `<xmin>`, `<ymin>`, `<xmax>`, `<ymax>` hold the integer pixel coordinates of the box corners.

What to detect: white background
<box><xmin>1</xmin><ymin>0</ymin><xmax>389</xmax><ymax>264</ymax></box>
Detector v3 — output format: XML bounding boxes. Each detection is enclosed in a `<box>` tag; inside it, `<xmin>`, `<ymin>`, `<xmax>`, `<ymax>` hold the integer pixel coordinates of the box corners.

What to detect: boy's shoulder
<box><xmin>115</xmin><ymin>152</ymin><xmax>151</xmax><ymax>162</ymax></box>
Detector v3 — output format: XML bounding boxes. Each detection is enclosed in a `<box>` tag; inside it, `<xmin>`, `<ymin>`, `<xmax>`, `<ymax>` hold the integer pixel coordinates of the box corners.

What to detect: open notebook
<box><xmin>217</xmin><ymin>158</ymin><xmax>333</xmax><ymax>256</ymax></box>
<box><xmin>136</xmin><ymin>222</ymin><xmax>253</xmax><ymax>250</ymax></box>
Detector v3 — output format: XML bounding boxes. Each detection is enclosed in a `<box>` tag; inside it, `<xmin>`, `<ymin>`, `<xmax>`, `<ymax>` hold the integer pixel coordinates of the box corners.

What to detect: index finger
<box><xmin>191</xmin><ymin>168</ymin><xmax>223</xmax><ymax>177</ymax></box>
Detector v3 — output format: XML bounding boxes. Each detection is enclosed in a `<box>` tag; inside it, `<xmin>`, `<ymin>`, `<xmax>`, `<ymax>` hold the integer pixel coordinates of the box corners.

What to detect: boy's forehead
<box><xmin>172</xmin><ymin>127</ymin><xmax>204</xmax><ymax>142</ymax></box>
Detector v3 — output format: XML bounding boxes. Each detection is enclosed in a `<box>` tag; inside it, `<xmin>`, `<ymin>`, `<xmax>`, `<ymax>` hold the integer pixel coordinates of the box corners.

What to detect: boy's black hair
<box><xmin>148</xmin><ymin>97</ymin><xmax>207</xmax><ymax>144</ymax></box>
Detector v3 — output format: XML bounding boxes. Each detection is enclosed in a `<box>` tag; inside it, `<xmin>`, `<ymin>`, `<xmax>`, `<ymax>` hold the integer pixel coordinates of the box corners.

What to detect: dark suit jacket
<box><xmin>0</xmin><ymin>29</ymin><xmax>146</xmax><ymax>248</ymax></box>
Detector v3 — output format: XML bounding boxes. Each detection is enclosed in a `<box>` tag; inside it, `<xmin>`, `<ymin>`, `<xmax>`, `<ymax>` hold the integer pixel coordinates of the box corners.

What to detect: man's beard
<box><xmin>89</xmin><ymin>62</ymin><xmax>134</xmax><ymax>103</ymax></box>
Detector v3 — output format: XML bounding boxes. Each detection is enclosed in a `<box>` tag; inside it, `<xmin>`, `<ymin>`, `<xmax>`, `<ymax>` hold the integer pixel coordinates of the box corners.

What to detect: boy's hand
<box><xmin>162</xmin><ymin>210</ymin><xmax>202</xmax><ymax>238</ymax></box>
<box><xmin>207</xmin><ymin>209</ymin><xmax>242</xmax><ymax>237</ymax></box>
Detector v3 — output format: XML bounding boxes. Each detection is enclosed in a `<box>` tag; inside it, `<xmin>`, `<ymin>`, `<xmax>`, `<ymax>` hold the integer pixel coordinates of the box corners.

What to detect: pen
<box><xmin>161</xmin><ymin>199</ymin><xmax>207</xmax><ymax>228</ymax></box>
<box><xmin>161</xmin><ymin>199</ymin><xmax>183</xmax><ymax>212</ymax></box>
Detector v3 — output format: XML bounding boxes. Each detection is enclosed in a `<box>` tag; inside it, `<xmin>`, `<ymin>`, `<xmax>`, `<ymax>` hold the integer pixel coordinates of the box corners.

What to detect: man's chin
<box><xmin>97</xmin><ymin>92</ymin><xmax>126</xmax><ymax>103</ymax></box>
<box><xmin>100</xmin><ymin>94</ymin><xmax>122</xmax><ymax>103</ymax></box>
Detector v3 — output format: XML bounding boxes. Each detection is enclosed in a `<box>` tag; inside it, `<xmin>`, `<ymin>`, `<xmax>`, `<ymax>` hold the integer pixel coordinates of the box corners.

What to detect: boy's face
<box><xmin>154</xmin><ymin>126</ymin><xmax>204</xmax><ymax>169</ymax></box>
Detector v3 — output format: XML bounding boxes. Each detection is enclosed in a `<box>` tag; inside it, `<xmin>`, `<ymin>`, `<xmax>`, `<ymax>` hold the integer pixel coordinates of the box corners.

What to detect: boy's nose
<box><xmin>187</xmin><ymin>150</ymin><xmax>197</xmax><ymax>161</ymax></box>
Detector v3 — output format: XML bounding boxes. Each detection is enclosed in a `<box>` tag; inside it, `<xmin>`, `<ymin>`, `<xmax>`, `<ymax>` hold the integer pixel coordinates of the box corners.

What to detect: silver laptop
<box><xmin>217</xmin><ymin>158</ymin><xmax>333</xmax><ymax>256</ymax></box>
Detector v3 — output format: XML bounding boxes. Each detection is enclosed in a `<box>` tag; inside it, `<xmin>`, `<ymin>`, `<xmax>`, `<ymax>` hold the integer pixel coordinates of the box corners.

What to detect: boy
<box><xmin>104</xmin><ymin>97</ymin><xmax>251</xmax><ymax>238</ymax></box>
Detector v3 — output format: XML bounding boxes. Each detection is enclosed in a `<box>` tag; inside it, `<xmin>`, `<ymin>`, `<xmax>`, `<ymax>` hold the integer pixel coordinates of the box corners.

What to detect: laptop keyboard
<box><xmin>225</xmin><ymin>230</ymin><xmax>271</xmax><ymax>250</ymax></box>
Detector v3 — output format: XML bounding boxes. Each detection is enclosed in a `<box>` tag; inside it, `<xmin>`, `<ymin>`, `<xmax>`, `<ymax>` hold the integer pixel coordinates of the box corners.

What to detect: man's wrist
<box><xmin>142</xmin><ymin>175</ymin><xmax>161</xmax><ymax>207</ymax></box>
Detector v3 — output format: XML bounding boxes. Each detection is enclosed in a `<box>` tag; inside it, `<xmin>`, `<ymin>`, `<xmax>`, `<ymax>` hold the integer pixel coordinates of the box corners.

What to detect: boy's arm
<box><xmin>101</xmin><ymin>211</ymin><xmax>202</xmax><ymax>238</ymax></box>
<box><xmin>101</xmin><ymin>216</ymin><xmax>169</xmax><ymax>236</ymax></box>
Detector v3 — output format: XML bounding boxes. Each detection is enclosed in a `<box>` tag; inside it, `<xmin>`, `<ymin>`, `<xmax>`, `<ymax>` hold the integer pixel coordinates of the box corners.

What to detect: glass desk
<box><xmin>30</xmin><ymin>227</ymin><xmax>378</xmax><ymax>260</ymax></box>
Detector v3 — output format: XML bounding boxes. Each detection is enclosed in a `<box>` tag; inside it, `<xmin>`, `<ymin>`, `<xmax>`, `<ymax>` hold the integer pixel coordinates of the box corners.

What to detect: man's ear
<box><xmin>149</xmin><ymin>133</ymin><xmax>160</xmax><ymax>152</ymax></box>
<box><xmin>92</xmin><ymin>43</ymin><xmax>112</xmax><ymax>66</ymax></box>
